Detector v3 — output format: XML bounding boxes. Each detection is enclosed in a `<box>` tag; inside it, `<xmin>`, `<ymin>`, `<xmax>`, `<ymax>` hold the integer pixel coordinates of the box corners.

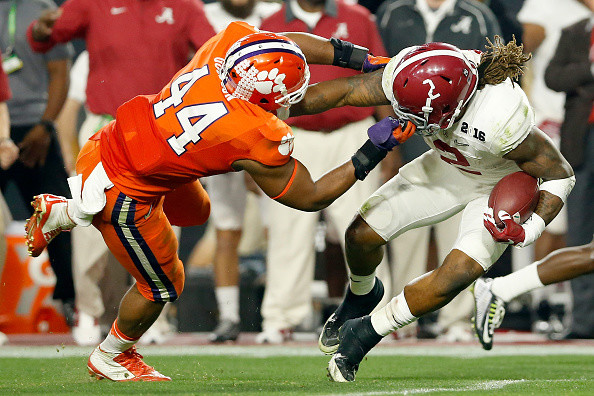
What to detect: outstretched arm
<box><xmin>291</xmin><ymin>70</ymin><xmax>388</xmax><ymax>117</ymax></box>
<box><xmin>234</xmin><ymin>158</ymin><xmax>357</xmax><ymax>212</ymax></box>
<box><xmin>283</xmin><ymin>32</ymin><xmax>335</xmax><ymax>66</ymax></box>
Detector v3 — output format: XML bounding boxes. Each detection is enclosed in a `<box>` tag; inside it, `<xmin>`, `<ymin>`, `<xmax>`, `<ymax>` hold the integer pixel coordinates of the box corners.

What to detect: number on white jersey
<box><xmin>153</xmin><ymin>65</ymin><xmax>229</xmax><ymax>155</ymax></box>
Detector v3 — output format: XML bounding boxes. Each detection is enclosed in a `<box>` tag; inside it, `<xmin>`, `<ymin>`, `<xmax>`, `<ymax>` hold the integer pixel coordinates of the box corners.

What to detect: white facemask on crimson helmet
<box><xmin>390</xmin><ymin>42</ymin><xmax>479</xmax><ymax>136</ymax></box>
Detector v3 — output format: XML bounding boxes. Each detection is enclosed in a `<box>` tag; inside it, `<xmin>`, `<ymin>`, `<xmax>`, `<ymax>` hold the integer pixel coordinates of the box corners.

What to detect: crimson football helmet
<box><xmin>219</xmin><ymin>32</ymin><xmax>310</xmax><ymax>113</ymax></box>
<box><xmin>390</xmin><ymin>42</ymin><xmax>479</xmax><ymax>135</ymax></box>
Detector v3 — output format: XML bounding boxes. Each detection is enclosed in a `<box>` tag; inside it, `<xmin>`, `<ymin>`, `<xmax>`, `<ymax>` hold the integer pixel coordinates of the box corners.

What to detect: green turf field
<box><xmin>0</xmin><ymin>346</ymin><xmax>592</xmax><ymax>394</ymax></box>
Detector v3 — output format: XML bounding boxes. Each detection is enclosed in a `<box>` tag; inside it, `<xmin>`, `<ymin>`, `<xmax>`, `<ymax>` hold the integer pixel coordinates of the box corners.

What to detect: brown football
<box><xmin>488</xmin><ymin>171</ymin><xmax>539</xmax><ymax>226</ymax></box>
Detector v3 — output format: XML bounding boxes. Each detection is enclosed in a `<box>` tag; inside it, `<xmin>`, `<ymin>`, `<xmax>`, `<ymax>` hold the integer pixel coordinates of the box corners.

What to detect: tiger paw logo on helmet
<box><xmin>255</xmin><ymin>68</ymin><xmax>287</xmax><ymax>97</ymax></box>
<box><xmin>219</xmin><ymin>31</ymin><xmax>310</xmax><ymax>112</ymax></box>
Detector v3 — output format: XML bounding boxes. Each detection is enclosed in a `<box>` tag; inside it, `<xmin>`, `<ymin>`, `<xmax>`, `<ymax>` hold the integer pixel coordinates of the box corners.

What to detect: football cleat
<box><xmin>208</xmin><ymin>320</ymin><xmax>240</xmax><ymax>343</ymax></box>
<box><xmin>472</xmin><ymin>278</ymin><xmax>506</xmax><ymax>351</ymax></box>
<box><xmin>319</xmin><ymin>278</ymin><xmax>384</xmax><ymax>355</ymax></box>
<box><xmin>25</xmin><ymin>194</ymin><xmax>74</xmax><ymax>257</ymax></box>
<box><xmin>87</xmin><ymin>346</ymin><xmax>171</xmax><ymax>382</ymax></box>
<box><xmin>327</xmin><ymin>316</ymin><xmax>382</xmax><ymax>382</ymax></box>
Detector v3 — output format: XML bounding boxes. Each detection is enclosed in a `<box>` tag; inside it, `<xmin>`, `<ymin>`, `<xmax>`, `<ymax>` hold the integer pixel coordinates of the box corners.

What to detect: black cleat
<box><xmin>319</xmin><ymin>278</ymin><xmax>384</xmax><ymax>355</ymax></box>
<box><xmin>208</xmin><ymin>320</ymin><xmax>240</xmax><ymax>343</ymax></box>
<box><xmin>327</xmin><ymin>316</ymin><xmax>382</xmax><ymax>382</ymax></box>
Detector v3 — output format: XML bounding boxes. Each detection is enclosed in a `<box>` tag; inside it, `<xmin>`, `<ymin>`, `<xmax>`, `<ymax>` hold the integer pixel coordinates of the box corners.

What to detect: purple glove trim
<box><xmin>368</xmin><ymin>116</ymin><xmax>400</xmax><ymax>151</ymax></box>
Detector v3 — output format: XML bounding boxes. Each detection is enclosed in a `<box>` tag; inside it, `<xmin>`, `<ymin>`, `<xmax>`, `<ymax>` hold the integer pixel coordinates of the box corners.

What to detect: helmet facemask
<box><xmin>390</xmin><ymin>43</ymin><xmax>478</xmax><ymax>136</ymax></box>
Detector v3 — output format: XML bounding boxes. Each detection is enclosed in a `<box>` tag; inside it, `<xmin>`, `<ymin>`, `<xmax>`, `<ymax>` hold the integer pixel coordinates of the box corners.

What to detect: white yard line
<box><xmin>320</xmin><ymin>379</ymin><xmax>578</xmax><ymax>395</ymax></box>
<box><xmin>0</xmin><ymin>344</ymin><xmax>593</xmax><ymax>358</ymax></box>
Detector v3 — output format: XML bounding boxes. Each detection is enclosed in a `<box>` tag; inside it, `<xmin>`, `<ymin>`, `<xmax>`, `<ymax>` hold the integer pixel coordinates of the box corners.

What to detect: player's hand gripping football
<box><xmin>362</xmin><ymin>54</ymin><xmax>391</xmax><ymax>73</ymax></box>
<box><xmin>367</xmin><ymin>116</ymin><xmax>416</xmax><ymax>151</ymax></box>
<box><xmin>483</xmin><ymin>208</ymin><xmax>526</xmax><ymax>246</ymax></box>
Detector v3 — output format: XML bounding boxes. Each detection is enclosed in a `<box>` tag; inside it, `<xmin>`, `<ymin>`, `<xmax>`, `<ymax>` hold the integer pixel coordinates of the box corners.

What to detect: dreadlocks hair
<box><xmin>477</xmin><ymin>35</ymin><xmax>531</xmax><ymax>89</ymax></box>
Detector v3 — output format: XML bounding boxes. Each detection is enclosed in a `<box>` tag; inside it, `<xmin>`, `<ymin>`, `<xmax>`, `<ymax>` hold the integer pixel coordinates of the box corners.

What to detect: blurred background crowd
<box><xmin>0</xmin><ymin>0</ymin><xmax>592</xmax><ymax>347</ymax></box>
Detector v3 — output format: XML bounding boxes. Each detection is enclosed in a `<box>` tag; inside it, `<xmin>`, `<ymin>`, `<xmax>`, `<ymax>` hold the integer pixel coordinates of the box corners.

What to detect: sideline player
<box><xmin>473</xmin><ymin>235</ymin><xmax>594</xmax><ymax>350</ymax></box>
<box><xmin>24</xmin><ymin>21</ymin><xmax>402</xmax><ymax>381</ymax></box>
<box><xmin>294</xmin><ymin>37</ymin><xmax>575</xmax><ymax>381</ymax></box>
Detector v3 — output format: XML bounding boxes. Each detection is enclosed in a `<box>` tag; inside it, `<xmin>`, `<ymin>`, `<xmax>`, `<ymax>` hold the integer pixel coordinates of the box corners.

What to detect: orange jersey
<box><xmin>99</xmin><ymin>22</ymin><xmax>294</xmax><ymax>200</ymax></box>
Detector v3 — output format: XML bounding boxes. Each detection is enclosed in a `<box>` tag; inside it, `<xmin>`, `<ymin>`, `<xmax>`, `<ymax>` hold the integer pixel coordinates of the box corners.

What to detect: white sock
<box><xmin>491</xmin><ymin>262</ymin><xmax>544</xmax><ymax>303</ymax></box>
<box><xmin>350</xmin><ymin>273</ymin><xmax>376</xmax><ymax>296</ymax></box>
<box><xmin>370</xmin><ymin>292</ymin><xmax>417</xmax><ymax>336</ymax></box>
<box><xmin>66</xmin><ymin>199</ymin><xmax>92</xmax><ymax>226</ymax></box>
<box><xmin>215</xmin><ymin>286</ymin><xmax>240</xmax><ymax>323</ymax></box>
<box><xmin>46</xmin><ymin>201</ymin><xmax>75</xmax><ymax>229</ymax></box>
<box><xmin>99</xmin><ymin>320</ymin><xmax>138</xmax><ymax>354</ymax></box>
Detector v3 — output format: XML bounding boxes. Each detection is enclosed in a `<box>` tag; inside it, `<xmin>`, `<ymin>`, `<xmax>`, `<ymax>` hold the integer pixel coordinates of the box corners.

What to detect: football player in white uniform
<box><xmin>292</xmin><ymin>37</ymin><xmax>576</xmax><ymax>382</ymax></box>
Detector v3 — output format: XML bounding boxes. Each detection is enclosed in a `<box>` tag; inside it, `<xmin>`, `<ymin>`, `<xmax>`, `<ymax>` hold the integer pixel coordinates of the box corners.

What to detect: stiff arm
<box><xmin>291</xmin><ymin>70</ymin><xmax>389</xmax><ymax>117</ymax></box>
<box><xmin>233</xmin><ymin>157</ymin><xmax>357</xmax><ymax>212</ymax></box>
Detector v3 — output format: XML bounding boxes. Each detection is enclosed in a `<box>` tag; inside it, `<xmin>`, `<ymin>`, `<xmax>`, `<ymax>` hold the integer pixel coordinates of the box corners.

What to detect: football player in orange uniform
<box><xmin>24</xmin><ymin>21</ymin><xmax>405</xmax><ymax>381</ymax></box>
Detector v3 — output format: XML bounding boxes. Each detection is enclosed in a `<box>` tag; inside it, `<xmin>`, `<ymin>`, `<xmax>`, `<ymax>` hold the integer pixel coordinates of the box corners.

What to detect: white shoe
<box><xmin>87</xmin><ymin>345</ymin><xmax>171</xmax><ymax>382</ymax></box>
<box><xmin>255</xmin><ymin>328</ymin><xmax>293</xmax><ymax>344</ymax></box>
<box><xmin>72</xmin><ymin>312</ymin><xmax>102</xmax><ymax>346</ymax></box>
<box><xmin>0</xmin><ymin>331</ymin><xmax>7</xmax><ymax>346</ymax></box>
<box><xmin>472</xmin><ymin>278</ymin><xmax>506</xmax><ymax>350</ymax></box>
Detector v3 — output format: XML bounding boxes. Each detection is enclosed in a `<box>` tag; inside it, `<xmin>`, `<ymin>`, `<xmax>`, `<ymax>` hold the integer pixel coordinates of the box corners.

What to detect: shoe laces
<box><xmin>118</xmin><ymin>347</ymin><xmax>156</xmax><ymax>377</ymax></box>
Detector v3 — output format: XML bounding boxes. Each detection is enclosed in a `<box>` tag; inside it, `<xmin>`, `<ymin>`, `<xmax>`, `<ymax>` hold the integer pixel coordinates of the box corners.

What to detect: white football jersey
<box><xmin>381</xmin><ymin>53</ymin><xmax>535</xmax><ymax>186</ymax></box>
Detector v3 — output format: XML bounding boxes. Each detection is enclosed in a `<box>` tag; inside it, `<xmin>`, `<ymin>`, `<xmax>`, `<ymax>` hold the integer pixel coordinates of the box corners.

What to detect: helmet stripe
<box><xmin>393</xmin><ymin>49</ymin><xmax>477</xmax><ymax>79</ymax></box>
<box><xmin>226</xmin><ymin>38</ymin><xmax>295</xmax><ymax>59</ymax></box>
<box><xmin>231</xmin><ymin>48</ymin><xmax>305</xmax><ymax>72</ymax></box>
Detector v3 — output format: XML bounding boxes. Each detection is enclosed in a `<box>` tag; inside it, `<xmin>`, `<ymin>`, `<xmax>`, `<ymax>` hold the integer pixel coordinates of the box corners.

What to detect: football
<box><xmin>488</xmin><ymin>171</ymin><xmax>539</xmax><ymax>226</ymax></box>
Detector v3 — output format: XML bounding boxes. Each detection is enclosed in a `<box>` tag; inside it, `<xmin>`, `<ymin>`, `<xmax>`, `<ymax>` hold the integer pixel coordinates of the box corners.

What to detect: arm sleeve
<box><xmin>186</xmin><ymin>0</ymin><xmax>216</xmax><ymax>51</ymax></box>
<box><xmin>0</xmin><ymin>55</ymin><xmax>12</xmax><ymax>102</ymax></box>
<box><xmin>545</xmin><ymin>22</ymin><xmax>594</xmax><ymax>93</ymax></box>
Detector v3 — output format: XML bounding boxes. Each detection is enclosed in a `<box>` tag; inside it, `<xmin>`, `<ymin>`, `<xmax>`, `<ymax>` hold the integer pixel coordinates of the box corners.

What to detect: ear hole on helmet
<box><xmin>247</xmin><ymin>62</ymin><xmax>255</xmax><ymax>70</ymax></box>
<box><xmin>231</xmin><ymin>71</ymin><xmax>238</xmax><ymax>78</ymax></box>
<box><xmin>260</xmin><ymin>98</ymin><xmax>269</xmax><ymax>104</ymax></box>
<box><xmin>274</xmin><ymin>59</ymin><xmax>280</xmax><ymax>64</ymax></box>
<box><xmin>443</xmin><ymin>104</ymin><xmax>450</xmax><ymax>112</ymax></box>
<box><xmin>440</xmin><ymin>76</ymin><xmax>451</xmax><ymax>83</ymax></box>
<box><xmin>420</xmin><ymin>59</ymin><xmax>429</xmax><ymax>65</ymax></box>
<box><xmin>403</xmin><ymin>78</ymin><xmax>409</xmax><ymax>87</ymax></box>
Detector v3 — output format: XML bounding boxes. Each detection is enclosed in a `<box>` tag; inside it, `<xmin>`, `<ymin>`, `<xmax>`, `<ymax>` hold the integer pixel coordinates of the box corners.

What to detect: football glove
<box><xmin>362</xmin><ymin>54</ymin><xmax>391</xmax><ymax>73</ymax></box>
<box><xmin>483</xmin><ymin>208</ymin><xmax>545</xmax><ymax>248</ymax></box>
<box><xmin>367</xmin><ymin>116</ymin><xmax>416</xmax><ymax>151</ymax></box>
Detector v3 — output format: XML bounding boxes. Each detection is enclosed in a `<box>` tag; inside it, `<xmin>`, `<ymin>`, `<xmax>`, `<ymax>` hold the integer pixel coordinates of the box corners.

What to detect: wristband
<box><xmin>518</xmin><ymin>213</ymin><xmax>546</xmax><ymax>248</ymax></box>
<box><xmin>330</xmin><ymin>38</ymin><xmax>369</xmax><ymax>71</ymax></box>
<box><xmin>351</xmin><ymin>139</ymin><xmax>387</xmax><ymax>180</ymax></box>
<box><xmin>539</xmin><ymin>176</ymin><xmax>575</xmax><ymax>204</ymax></box>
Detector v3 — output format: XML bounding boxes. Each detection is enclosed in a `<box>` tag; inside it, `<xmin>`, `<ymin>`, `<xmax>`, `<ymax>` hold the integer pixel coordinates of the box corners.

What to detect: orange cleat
<box><xmin>87</xmin><ymin>346</ymin><xmax>171</xmax><ymax>382</ymax></box>
<box><xmin>25</xmin><ymin>194</ymin><xmax>74</xmax><ymax>257</ymax></box>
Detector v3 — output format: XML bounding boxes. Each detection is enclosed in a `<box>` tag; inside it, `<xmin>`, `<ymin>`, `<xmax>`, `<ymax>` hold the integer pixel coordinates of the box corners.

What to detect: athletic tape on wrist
<box><xmin>539</xmin><ymin>176</ymin><xmax>575</xmax><ymax>204</ymax></box>
<box><xmin>352</xmin><ymin>139</ymin><xmax>387</xmax><ymax>180</ymax></box>
<box><xmin>330</xmin><ymin>38</ymin><xmax>368</xmax><ymax>70</ymax></box>
<box><xmin>519</xmin><ymin>213</ymin><xmax>546</xmax><ymax>247</ymax></box>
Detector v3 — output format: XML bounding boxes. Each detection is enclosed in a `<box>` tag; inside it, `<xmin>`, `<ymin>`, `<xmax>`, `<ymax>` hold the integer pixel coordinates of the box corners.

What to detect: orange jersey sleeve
<box><xmin>99</xmin><ymin>22</ymin><xmax>295</xmax><ymax>200</ymax></box>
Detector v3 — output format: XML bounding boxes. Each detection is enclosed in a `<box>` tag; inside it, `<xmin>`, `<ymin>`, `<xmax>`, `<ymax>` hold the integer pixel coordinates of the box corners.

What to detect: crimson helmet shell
<box><xmin>391</xmin><ymin>42</ymin><xmax>478</xmax><ymax>134</ymax></box>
